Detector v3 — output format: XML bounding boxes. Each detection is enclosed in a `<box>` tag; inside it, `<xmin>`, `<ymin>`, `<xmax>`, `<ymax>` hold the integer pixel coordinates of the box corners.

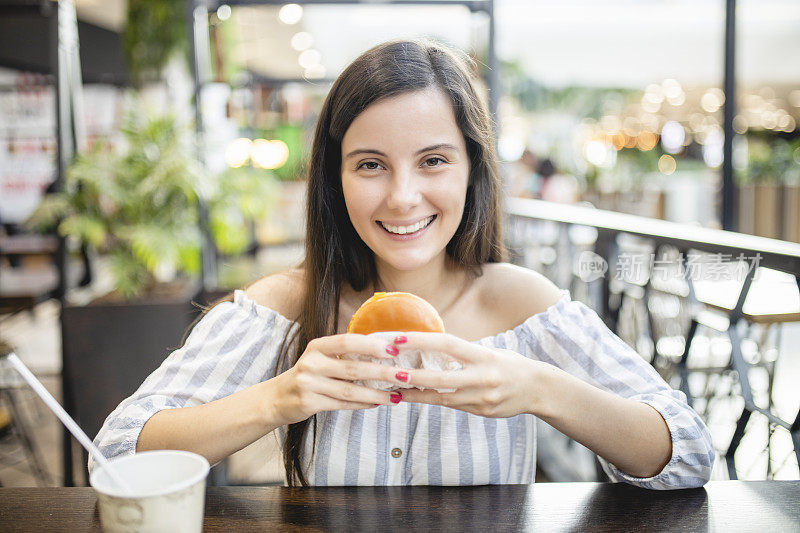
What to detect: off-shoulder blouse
<box><xmin>93</xmin><ymin>290</ymin><xmax>714</xmax><ymax>489</ymax></box>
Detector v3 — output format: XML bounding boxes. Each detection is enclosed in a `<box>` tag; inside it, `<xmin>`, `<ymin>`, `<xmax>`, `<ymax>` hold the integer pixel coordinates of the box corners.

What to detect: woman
<box><xmin>94</xmin><ymin>40</ymin><xmax>714</xmax><ymax>489</ymax></box>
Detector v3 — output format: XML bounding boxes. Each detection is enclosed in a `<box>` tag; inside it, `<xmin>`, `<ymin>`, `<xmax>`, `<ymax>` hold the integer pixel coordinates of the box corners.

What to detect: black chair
<box><xmin>0</xmin><ymin>340</ymin><xmax>52</xmax><ymax>486</ymax></box>
<box><xmin>60</xmin><ymin>288</ymin><xmax>233</xmax><ymax>486</ymax></box>
<box><xmin>677</xmin><ymin>260</ymin><xmax>800</xmax><ymax>479</ymax></box>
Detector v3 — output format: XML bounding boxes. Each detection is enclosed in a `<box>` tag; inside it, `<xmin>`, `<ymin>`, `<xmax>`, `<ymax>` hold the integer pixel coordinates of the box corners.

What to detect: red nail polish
<box><xmin>394</xmin><ymin>335</ymin><xmax>407</xmax><ymax>344</ymax></box>
<box><xmin>385</xmin><ymin>344</ymin><xmax>399</xmax><ymax>356</ymax></box>
<box><xmin>390</xmin><ymin>392</ymin><xmax>402</xmax><ymax>403</ymax></box>
<box><xmin>395</xmin><ymin>371</ymin><xmax>408</xmax><ymax>383</ymax></box>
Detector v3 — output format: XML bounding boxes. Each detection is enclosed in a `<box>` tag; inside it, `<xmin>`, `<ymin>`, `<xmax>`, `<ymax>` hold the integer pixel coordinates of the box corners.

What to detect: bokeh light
<box><xmin>298</xmin><ymin>49</ymin><xmax>321</xmax><ymax>69</ymax></box>
<box><xmin>701</xmin><ymin>88</ymin><xmax>725</xmax><ymax>113</ymax></box>
<box><xmin>225</xmin><ymin>138</ymin><xmax>252</xmax><ymax>168</ymax></box>
<box><xmin>733</xmin><ymin>115</ymin><xmax>748</xmax><ymax>134</ymax></box>
<box><xmin>304</xmin><ymin>64</ymin><xmax>326</xmax><ymax>79</ymax></box>
<box><xmin>498</xmin><ymin>135</ymin><xmax>525</xmax><ymax>162</ymax></box>
<box><xmin>278</xmin><ymin>4</ymin><xmax>303</xmax><ymax>25</ymax></box>
<box><xmin>291</xmin><ymin>32</ymin><xmax>314</xmax><ymax>51</ymax></box>
<box><xmin>251</xmin><ymin>139</ymin><xmax>289</xmax><ymax>169</ymax></box>
<box><xmin>661</xmin><ymin>121</ymin><xmax>685</xmax><ymax>154</ymax></box>
<box><xmin>702</xmin><ymin>126</ymin><xmax>724</xmax><ymax>168</ymax></box>
<box><xmin>585</xmin><ymin>140</ymin><xmax>616</xmax><ymax>168</ymax></box>
<box><xmin>636</xmin><ymin>131</ymin><xmax>658</xmax><ymax>151</ymax></box>
<box><xmin>658</xmin><ymin>154</ymin><xmax>676</xmax><ymax>175</ymax></box>
<box><xmin>216</xmin><ymin>5</ymin><xmax>231</xmax><ymax>21</ymax></box>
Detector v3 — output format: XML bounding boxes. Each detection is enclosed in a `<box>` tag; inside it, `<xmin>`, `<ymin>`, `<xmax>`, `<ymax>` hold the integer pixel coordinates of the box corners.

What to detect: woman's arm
<box><xmin>136</xmin><ymin>331</ymin><xmax>407</xmax><ymax>466</ymax></box>
<box><xmin>136</xmin><ymin>380</ymin><xmax>282</xmax><ymax>465</ymax></box>
<box><xmin>396</xmin><ymin>281</ymin><xmax>714</xmax><ymax>488</ymax></box>
<box><xmin>520</xmin><ymin>294</ymin><xmax>715</xmax><ymax>488</ymax></box>
<box><xmin>529</xmin><ymin>362</ymin><xmax>671</xmax><ymax>478</ymax></box>
<box><xmin>95</xmin><ymin>288</ymin><xmax>407</xmax><ymax>470</ymax></box>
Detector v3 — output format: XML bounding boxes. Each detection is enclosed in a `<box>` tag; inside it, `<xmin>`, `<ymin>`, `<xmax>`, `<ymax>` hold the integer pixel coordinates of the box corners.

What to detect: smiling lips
<box><xmin>378</xmin><ymin>215</ymin><xmax>436</xmax><ymax>235</ymax></box>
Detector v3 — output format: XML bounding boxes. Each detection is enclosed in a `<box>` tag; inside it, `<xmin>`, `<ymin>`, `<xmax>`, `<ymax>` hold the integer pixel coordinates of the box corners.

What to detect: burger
<box><xmin>346</xmin><ymin>292</ymin><xmax>458</xmax><ymax>392</ymax></box>
<box><xmin>347</xmin><ymin>291</ymin><xmax>445</xmax><ymax>334</ymax></box>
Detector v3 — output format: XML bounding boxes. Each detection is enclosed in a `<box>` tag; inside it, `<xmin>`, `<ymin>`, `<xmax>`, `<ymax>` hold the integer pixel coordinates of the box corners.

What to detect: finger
<box><xmin>398</xmin><ymin>387</ymin><xmax>472</xmax><ymax>408</ymax></box>
<box><xmin>396</xmin><ymin>367</ymin><xmax>476</xmax><ymax>390</ymax></box>
<box><xmin>314</xmin><ymin>376</ymin><xmax>399</xmax><ymax>405</ymax></box>
<box><xmin>311</xmin><ymin>334</ymin><xmax>398</xmax><ymax>360</ymax></box>
<box><xmin>396</xmin><ymin>332</ymin><xmax>487</xmax><ymax>364</ymax></box>
<box><xmin>310</xmin><ymin>392</ymin><xmax>381</xmax><ymax>412</ymax></box>
<box><xmin>318</xmin><ymin>357</ymin><xmax>411</xmax><ymax>388</ymax></box>
<box><xmin>328</xmin><ymin>400</ymin><xmax>382</xmax><ymax>411</ymax></box>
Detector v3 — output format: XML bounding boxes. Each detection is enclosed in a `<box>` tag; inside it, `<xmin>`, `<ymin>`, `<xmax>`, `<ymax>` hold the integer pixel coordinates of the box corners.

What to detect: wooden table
<box><xmin>1</xmin><ymin>481</ymin><xmax>799</xmax><ymax>531</ymax></box>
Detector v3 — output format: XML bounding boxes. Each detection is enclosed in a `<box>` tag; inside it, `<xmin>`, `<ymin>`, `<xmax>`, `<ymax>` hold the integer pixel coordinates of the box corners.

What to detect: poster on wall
<box><xmin>0</xmin><ymin>71</ymin><xmax>56</xmax><ymax>225</ymax></box>
<box><xmin>0</xmin><ymin>68</ymin><xmax>121</xmax><ymax>226</ymax></box>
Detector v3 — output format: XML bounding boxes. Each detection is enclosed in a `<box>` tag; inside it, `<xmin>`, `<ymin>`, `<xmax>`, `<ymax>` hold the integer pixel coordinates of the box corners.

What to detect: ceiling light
<box><xmin>658</xmin><ymin>154</ymin><xmax>676</xmax><ymax>175</ymax></box>
<box><xmin>251</xmin><ymin>139</ymin><xmax>289</xmax><ymax>169</ymax></box>
<box><xmin>225</xmin><ymin>138</ymin><xmax>252</xmax><ymax>168</ymax></box>
<box><xmin>304</xmin><ymin>64</ymin><xmax>326</xmax><ymax>79</ymax></box>
<box><xmin>216</xmin><ymin>5</ymin><xmax>231</xmax><ymax>21</ymax></box>
<box><xmin>299</xmin><ymin>49</ymin><xmax>321</xmax><ymax>69</ymax></box>
<box><xmin>661</xmin><ymin>121</ymin><xmax>685</xmax><ymax>154</ymax></box>
<box><xmin>291</xmin><ymin>32</ymin><xmax>314</xmax><ymax>51</ymax></box>
<box><xmin>279</xmin><ymin>4</ymin><xmax>303</xmax><ymax>25</ymax></box>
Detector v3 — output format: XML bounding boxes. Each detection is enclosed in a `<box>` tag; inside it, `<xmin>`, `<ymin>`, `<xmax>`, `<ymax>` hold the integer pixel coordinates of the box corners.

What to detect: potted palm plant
<box><xmin>26</xmin><ymin>108</ymin><xmax>277</xmax><ymax>474</ymax></box>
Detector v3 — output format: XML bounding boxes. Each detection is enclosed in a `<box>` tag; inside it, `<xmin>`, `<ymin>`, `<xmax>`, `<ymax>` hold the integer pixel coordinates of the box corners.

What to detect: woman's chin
<box><xmin>375</xmin><ymin>252</ymin><xmax>444</xmax><ymax>273</ymax></box>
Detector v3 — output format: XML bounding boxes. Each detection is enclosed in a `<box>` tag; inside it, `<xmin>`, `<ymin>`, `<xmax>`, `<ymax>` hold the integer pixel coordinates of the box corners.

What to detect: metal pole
<box><xmin>722</xmin><ymin>0</ymin><xmax>736</xmax><ymax>231</ymax></box>
<box><xmin>186</xmin><ymin>0</ymin><xmax>217</xmax><ymax>292</ymax></box>
<box><xmin>486</xmin><ymin>0</ymin><xmax>499</xmax><ymax>136</ymax></box>
<box><xmin>53</xmin><ymin>2</ymin><xmax>69</xmax><ymax>304</ymax></box>
<box><xmin>52</xmin><ymin>0</ymin><xmax>84</xmax><ymax>487</ymax></box>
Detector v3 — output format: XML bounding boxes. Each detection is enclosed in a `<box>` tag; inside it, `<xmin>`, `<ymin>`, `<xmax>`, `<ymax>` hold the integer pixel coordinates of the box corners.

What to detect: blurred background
<box><xmin>1</xmin><ymin>0</ymin><xmax>798</xmax><ymax>489</ymax></box>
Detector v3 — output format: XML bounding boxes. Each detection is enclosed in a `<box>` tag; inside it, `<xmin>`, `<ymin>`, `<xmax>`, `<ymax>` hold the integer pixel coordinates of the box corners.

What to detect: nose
<box><xmin>385</xmin><ymin>168</ymin><xmax>421</xmax><ymax>212</ymax></box>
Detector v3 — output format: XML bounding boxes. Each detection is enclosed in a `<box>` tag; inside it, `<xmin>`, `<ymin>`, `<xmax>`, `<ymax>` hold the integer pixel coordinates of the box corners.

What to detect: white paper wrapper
<box><xmin>340</xmin><ymin>331</ymin><xmax>462</xmax><ymax>393</ymax></box>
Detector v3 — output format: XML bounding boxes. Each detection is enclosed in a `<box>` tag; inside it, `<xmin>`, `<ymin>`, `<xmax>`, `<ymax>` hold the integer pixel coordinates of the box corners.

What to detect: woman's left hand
<box><xmin>391</xmin><ymin>333</ymin><xmax>540</xmax><ymax>418</ymax></box>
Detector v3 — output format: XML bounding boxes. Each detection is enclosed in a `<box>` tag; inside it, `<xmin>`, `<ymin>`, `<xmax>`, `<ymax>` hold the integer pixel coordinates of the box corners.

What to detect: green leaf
<box><xmin>58</xmin><ymin>216</ymin><xmax>107</xmax><ymax>248</ymax></box>
<box><xmin>177</xmin><ymin>242</ymin><xmax>201</xmax><ymax>275</ymax></box>
<box><xmin>123</xmin><ymin>0</ymin><xmax>187</xmax><ymax>87</ymax></box>
<box><xmin>24</xmin><ymin>195</ymin><xmax>71</xmax><ymax>231</ymax></box>
<box><xmin>28</xmin><ymin>102</ymin><xmax>284</xmax><ymax>300</ymax></box>
<box><xmin>209</xmin><ymin>208</ymin><xmax>248</xmax><ymax>255</ymax></box>
<box><xmin>120</xmin><ymin>224</ymin><xmax>180</xmax><ymax>273</ymax></box>
<box><xmin>107</xmin><ymin>249</ymin><xmax>153</xmax><ymax>299</ymax></box>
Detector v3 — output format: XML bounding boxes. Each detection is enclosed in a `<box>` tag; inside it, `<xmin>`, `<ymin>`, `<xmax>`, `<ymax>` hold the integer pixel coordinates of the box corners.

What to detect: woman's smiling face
<box><xmin>340</xmin><ymin>86</ymin><xmax>470</xmax><ymax>273</ymax></box>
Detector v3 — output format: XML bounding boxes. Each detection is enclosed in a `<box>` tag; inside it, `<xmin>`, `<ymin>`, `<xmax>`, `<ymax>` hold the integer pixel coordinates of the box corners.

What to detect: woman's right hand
<box><xmin>265</xmin><ymin>334</ymin><xmax>406</xmax><ymax>426</ymax></box>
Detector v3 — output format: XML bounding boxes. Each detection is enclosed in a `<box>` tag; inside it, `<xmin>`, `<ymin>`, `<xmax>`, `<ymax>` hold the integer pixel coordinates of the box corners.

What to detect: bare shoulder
<box><xmin>244</xmin><ymin>268</ymin><xmax>305</xmax><ymax>320</ymax></box>
<box><xmin>478</xmin><ymin>263</ymin><xmax>563</xmax><ymax>326</ymax></box>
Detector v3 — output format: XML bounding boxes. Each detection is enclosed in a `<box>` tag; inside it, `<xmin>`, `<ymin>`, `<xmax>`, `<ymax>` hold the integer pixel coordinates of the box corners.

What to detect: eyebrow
<box><xmin>343</xmin><ymin>143</ymin><xmax>459</xmax><ymax>160</ymax></box>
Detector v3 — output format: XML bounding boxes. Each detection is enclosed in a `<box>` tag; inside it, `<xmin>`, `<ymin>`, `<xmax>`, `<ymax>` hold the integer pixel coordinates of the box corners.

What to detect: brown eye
<box><xmin>423</xmin><ymin>157</ymin><xmax>445</xmax><ymax>167</ymax></box>
<box><xmin>357</xmin><ymin>161</ymin><xmax>382</xmax><ymax>171</ymax></box>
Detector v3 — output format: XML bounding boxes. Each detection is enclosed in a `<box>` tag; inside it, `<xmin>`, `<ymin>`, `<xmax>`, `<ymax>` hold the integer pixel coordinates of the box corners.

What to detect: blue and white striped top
<box><xmin>93</xmin><ymin>289</ymin><xmax>715</xmax><ymax>489</ymax></box>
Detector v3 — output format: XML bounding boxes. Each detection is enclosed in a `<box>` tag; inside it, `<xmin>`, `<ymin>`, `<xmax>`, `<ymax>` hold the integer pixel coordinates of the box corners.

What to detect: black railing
<box><xmin>504</xmin><ymin>197</ymin><xmax>800</xmax><ymax>480</ymax></box>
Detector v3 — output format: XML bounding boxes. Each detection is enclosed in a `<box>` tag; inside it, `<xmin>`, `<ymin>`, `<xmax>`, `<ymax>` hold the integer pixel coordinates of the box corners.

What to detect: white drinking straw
<box><xmin>4</xmin><ymin>352</ymin><xmax>132</xmax><ymax>493</ymax></box>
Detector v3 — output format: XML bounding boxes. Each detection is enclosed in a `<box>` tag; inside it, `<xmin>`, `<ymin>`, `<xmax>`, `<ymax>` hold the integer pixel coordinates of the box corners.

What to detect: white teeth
<box><xmin>380</xmin><ymin>215</ymin><xmax>433</xmax><ymax>235</ymax></box>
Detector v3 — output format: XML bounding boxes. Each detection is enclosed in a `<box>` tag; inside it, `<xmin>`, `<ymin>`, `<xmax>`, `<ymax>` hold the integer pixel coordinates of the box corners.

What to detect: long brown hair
<box><xmin>198</xmin><ymin>39</ymin><xmax>506</xmax><ymax>486</ymax></box>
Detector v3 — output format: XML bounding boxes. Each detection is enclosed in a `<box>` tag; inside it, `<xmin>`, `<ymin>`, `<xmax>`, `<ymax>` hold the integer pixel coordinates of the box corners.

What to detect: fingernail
<box><xmin>395</xmin><ymin>371</ymin><xmax>408</xmax><ymax>383</ymax></box>
<box><xmin>394</xmin><ymin>335</ymin><xmax>407</xmax><ymax>344</ymax></box>
<box><xmin>385</xmin><ymin>344</ymin><xmax>399</xmax><ymax>356</ymax></box>
<box><xmin>374</xmin><ymin>404</ymin><xmax>380</xmax><ymax>407</ymax></box>
<box><xmin>390</xmin><ymin>392</ymin><xmax>403</xmax><ymax>404</ymax></box>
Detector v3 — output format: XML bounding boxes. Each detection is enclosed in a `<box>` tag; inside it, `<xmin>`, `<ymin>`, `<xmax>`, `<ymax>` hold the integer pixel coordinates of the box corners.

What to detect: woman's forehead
<box><xmin>341</xmin><ymin>87</ymin><xmax>465</xmax><ymax>155</ymax></box>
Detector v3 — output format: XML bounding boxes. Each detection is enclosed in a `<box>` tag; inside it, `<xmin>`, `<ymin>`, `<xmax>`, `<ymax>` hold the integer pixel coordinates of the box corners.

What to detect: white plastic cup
<box><xmin>89</xmin><ymin>450</ymin><xmax>210</xmax><ymax>533</ymax></box>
